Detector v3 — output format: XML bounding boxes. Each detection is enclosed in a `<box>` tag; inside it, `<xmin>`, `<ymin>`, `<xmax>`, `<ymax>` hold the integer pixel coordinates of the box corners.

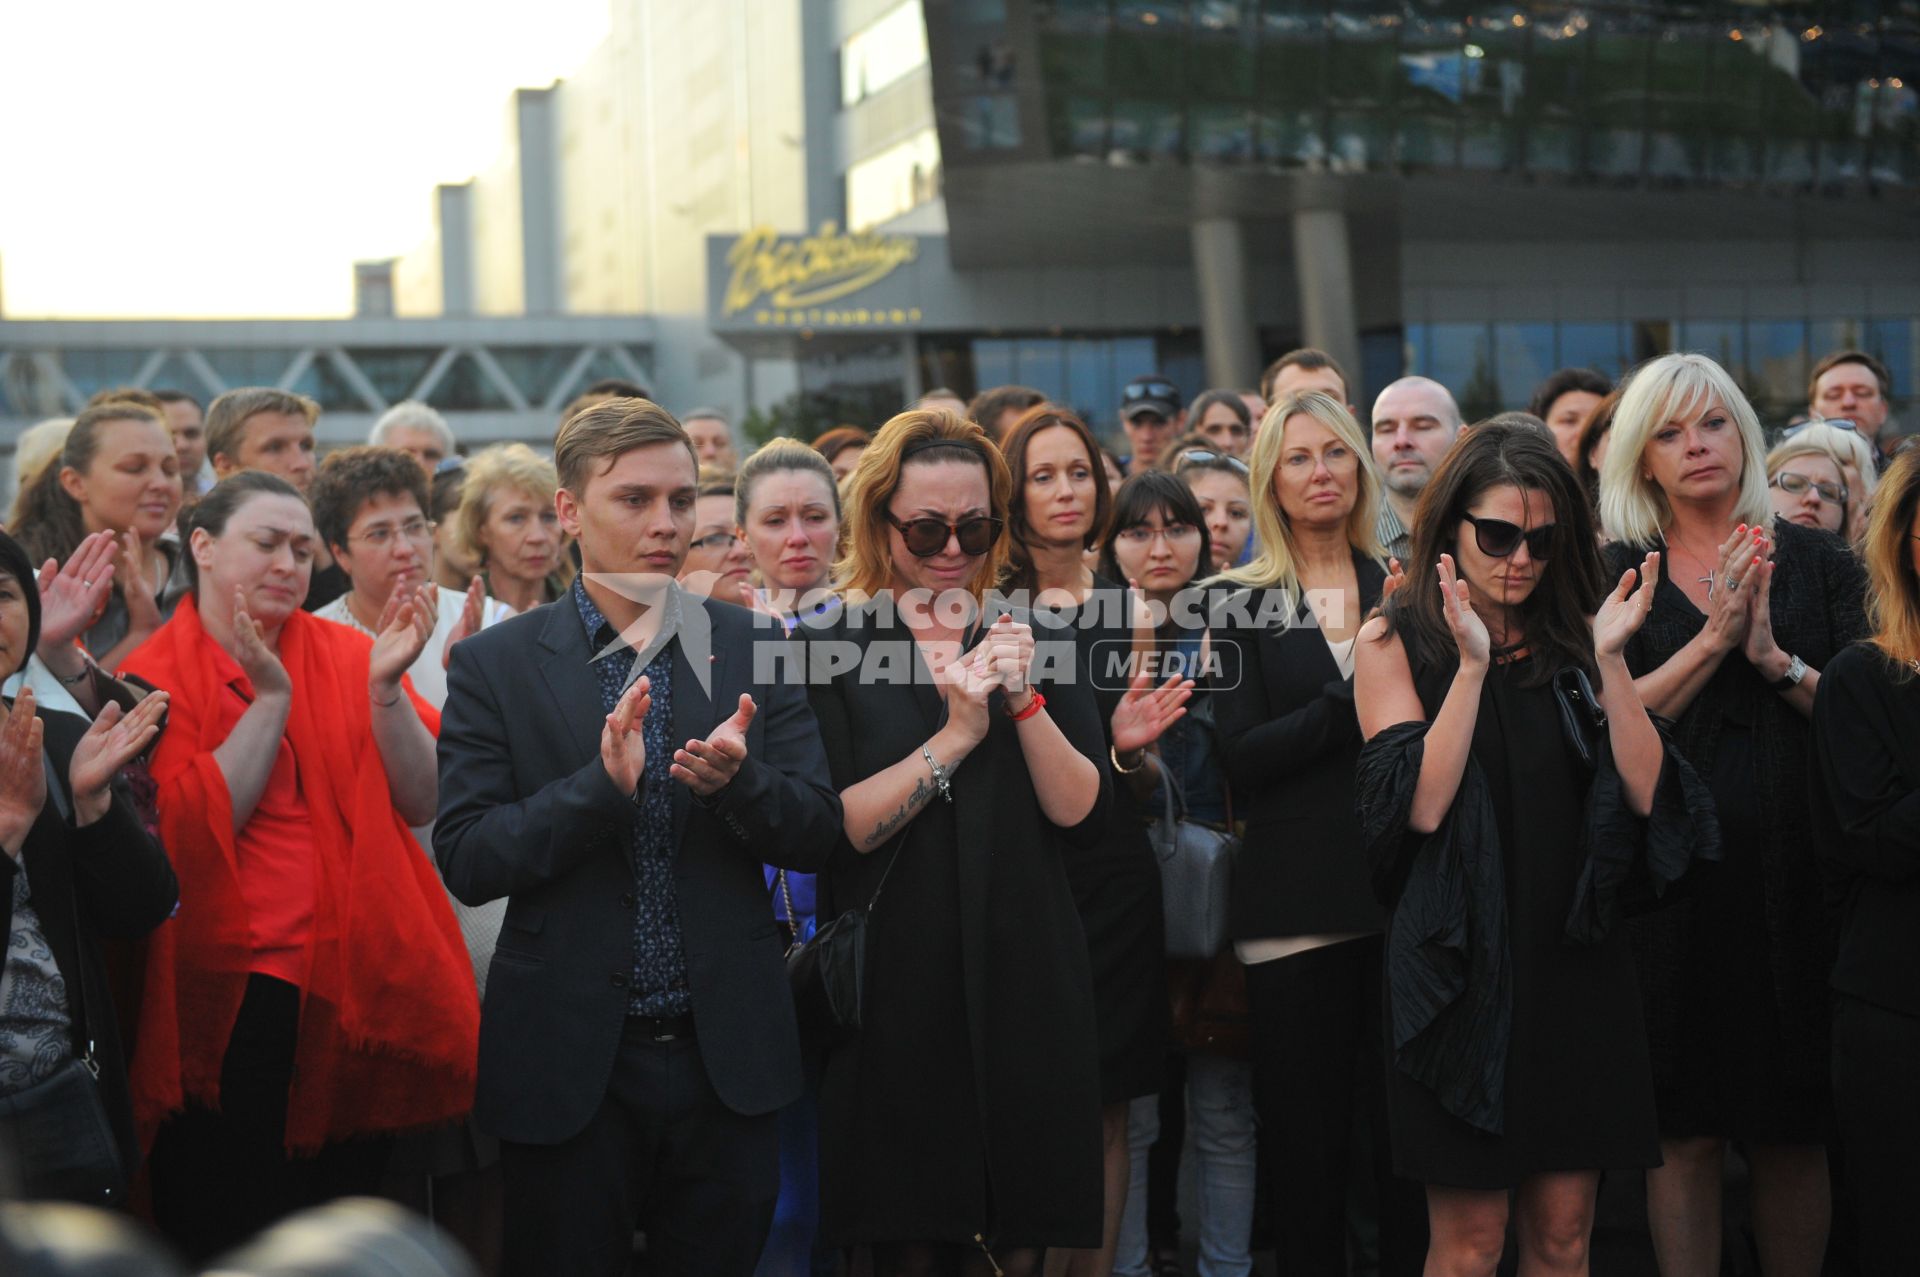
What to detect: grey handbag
<box><xmin>1152</xmin><ymin>763</ymin><xmax>1239</xmax><ymax>961</ymax></box>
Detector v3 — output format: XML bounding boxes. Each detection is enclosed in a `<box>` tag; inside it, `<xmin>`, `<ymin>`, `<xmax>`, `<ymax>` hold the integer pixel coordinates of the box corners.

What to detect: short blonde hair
<box><xmin>1773</xmin><ymin>419</ymin><xmax>1877</xmax><ymax>500</ymax></box>
<box><xmin>1215</xmin><ymin>390</ymin><xmax>1383</xmax><ymax>593</ymax></box>
<box><xmin>1600</xmin><ymin>353</ymin><xmax>1772</xmax><ymax>546</ymax></box>
<box><xmin>456</xmin><ymin>443</ymin><xmax>559</xmax><ymax>564</ymax></box>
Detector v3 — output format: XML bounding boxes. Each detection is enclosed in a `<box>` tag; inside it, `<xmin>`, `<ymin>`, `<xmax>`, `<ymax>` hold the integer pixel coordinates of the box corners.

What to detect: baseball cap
<box><xmin>1120</xmin><ymin>375</ymin><xmax>1182</xmax><ymax>420</ymax></box>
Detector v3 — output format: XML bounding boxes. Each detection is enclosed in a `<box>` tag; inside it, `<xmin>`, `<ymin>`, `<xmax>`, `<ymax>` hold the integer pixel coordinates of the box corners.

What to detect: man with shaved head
<box><xmin>1369</xmin><ymin>376</ymin><xmax>1462</xmax><ymax>562</ymax></box>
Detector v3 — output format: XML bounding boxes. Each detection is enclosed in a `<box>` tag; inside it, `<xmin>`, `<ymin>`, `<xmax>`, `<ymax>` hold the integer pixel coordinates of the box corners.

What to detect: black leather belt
<box><xmin>630</xmin><ymin>1013</ymin><xmax>695</xmax><ymax>1042</ymax></box>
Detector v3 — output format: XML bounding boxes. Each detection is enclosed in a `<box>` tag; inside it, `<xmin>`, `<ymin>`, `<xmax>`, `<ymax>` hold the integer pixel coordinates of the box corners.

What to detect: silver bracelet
<box><xmin>920</xmin><ymin>744</ymin><xmax>953</xmax><ymax>803</ymax></box>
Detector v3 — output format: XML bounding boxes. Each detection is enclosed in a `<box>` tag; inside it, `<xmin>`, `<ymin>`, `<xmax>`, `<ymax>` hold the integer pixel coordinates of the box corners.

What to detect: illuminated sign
<box><xmin>722</xmin><ymin>224</ymin><xmax>920</xmax><ymax>316</ymax></box>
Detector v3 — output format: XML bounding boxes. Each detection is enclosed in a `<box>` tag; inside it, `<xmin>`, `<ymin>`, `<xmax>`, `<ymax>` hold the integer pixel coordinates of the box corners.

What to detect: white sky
<box><xmin>0</xmin><ymin>0</ymin><xmax>609</xmax><ymax>319</ymax></box>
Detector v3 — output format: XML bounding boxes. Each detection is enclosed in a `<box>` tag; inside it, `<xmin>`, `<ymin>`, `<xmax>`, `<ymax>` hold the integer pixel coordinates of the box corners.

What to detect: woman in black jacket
<box><xmin>0</xmin><ymin>528</ymin><xmax>177</xmax><ymax>1203</ymax></box>
<box><xmin>1810</xmin><ymin>447</ymin><xmax>1920</xmax><ymax>1271</ymax></box>
<box><xmin>1210</xmin><ymin>390</ymin><xmax>1426</xmax><ymax>1275</ymax></box>
<box><xmin>801</xmin><ymin>409</ymin><xmax>1113</xmax><ymax>1277</ymax></box>
<box><xmin>1354</xmin><ymin>422</ymin><xmax>1714</xmax><ymax>1276</ymax></box>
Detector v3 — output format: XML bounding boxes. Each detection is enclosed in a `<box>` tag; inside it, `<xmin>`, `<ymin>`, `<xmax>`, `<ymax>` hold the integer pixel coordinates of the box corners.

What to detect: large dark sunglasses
<box><xmin>1123</xmin><ymin>379</ymin><xmax>1180</xmax><ymax>405</ymax></box>
<box><xmin>886</xmin><ymin>512</ymin><xmax>1004</xmax><ymax>558</ymax></box>
<box><xmin>1462</xmin><ymin>513</ymin><xmax>1557</xmax><ymax>559</ymax></box>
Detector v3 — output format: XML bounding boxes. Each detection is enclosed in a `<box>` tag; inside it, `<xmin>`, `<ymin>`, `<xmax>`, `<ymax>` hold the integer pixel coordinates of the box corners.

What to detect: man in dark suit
<box><xmin>435</xmin><ymin>397</ymin><xmax>841</xmax><ymax>1277</ymax></box>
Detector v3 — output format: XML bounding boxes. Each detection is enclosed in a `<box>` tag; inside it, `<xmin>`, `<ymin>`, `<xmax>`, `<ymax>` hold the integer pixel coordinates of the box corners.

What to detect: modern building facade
<box><xmin>7</xmin><ymin>2</ymin><xmax>1917</xmax><ymax>459</ymax></box>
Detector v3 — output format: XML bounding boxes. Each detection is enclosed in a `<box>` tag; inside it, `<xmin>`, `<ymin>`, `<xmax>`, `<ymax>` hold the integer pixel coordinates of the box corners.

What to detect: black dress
<box><xmin>1036</xmin><ymin>578</ymin><xmax>1169</xmax><ymax>1105</ymax></box>
<box><xmin>1607</xmin><ymin>521</ymin><xmax>1867</xmax><ymax>1142</ymax></box>
<box><xmin>1386</xmin><ymin>655</ymin><xmax>1661</xmax><ymax>1188</ymax></box>
<box><xmin>802</xmin><ymin>605</ymin><xmax>1108</xmax><ymax>1250</ymax></box>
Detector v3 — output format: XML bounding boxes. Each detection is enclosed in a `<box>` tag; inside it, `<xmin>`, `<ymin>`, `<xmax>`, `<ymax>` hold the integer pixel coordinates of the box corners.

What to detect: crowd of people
<box><xmin>0</xmin><ymin>343</ymin><xmax>1912</xmax><ymax>1277</ymax></box>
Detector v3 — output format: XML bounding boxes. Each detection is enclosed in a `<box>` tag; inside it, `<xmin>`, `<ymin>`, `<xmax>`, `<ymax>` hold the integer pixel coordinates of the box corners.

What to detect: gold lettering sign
<box><xmin>724</xmin><ymin>223</ymin><xmax>918</xmax><ymax>316</ymax></box>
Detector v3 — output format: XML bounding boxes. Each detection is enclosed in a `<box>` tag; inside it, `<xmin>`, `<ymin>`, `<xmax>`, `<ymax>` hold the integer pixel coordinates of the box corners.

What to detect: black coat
<box><xmin>434</xmin><ymin>591</ymin><xmax>843</xmax><ymax>1145</ymax></box>
<box><xmin>1211</xmin><ymin>555</ymin><xmax>1387</xmax><ymax>940</ymax></box>
<box><xmin>800</xmin><ymin>606</ymin><xmax>1108</xmax><ymax>1249</ymax></box>
<box><xmin>1</xmin><ymin>705</ymin><xmax>178</xmax><ymax>1184</ymax></box>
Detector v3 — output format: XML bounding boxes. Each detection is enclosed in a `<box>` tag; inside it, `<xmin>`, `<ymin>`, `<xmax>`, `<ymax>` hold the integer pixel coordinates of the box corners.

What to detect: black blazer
<box><xmin>434</xmin><ymin>590</ymin><xmax>842</xmax><ymax>1145</ymax></box>
<box><xmin>1211</xmin><ymin>553</ymin><xmax>1387</xmax><ymax>940</ymax></box>
<box><xmin>1</xmin><ymin>705</ymin><xmax>178</xmax><ymax>1185</ymax></box>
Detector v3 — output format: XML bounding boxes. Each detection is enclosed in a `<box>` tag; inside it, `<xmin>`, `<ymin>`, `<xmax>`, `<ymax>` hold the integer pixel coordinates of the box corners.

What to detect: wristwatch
<box><xmin>1768</xmin><ymin>654</ymin><xmax>1808</xmax><ymax>692</ymax></box>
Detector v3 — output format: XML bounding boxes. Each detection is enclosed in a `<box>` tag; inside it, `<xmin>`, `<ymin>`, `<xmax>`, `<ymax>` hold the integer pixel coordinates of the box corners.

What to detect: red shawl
<box><xmin>121</xmin><ymin>604</ymin><xmax>478</xmax><ymax>1152</ymax></box>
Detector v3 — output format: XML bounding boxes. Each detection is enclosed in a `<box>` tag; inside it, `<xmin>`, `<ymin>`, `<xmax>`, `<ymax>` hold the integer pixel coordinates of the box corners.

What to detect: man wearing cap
<box><xmin>1119</xmin><ymin>375</ymin><xmax>1185</xmax><ymax>475</ymax></box>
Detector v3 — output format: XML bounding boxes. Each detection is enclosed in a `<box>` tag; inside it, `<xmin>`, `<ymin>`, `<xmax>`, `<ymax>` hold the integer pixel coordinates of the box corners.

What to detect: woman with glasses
<box><xmin>1810</xmin><ymin>449</ymin><xmax>1920</xmax><ymax>1270</ymax></box>
<box><xmin>310</xmin><ymin>448</ymin><xmax>509</xmax><ymax>708</ymax></box>
<box><xmin>1001</xmin><ymin>404</ymin><xmax>1190</xmax><ymax>1277</ymax></box>
<box><xmin>1780</xmin><ymin>419</ymin><xmax>1878</xmax><ymax>547</ymax></box>
<box><xmin>1356</xmin><ymin>420</ymin><xmax>1713</xmax><ymax>1276</ymax></box>
<box><xmin>1210</xmin><ymin>391</ymin><xmax>1427</xmax><ymax>1276</ymax></box>
<box><xmin>1599</xmin><ymin>354</ymin><xmax>1867</xmax><ymax>1277</ymax></box>
<box><xmin>1097</xmin><ymin>472</ymin><xmax>1257</xmax><ymax>1277</ymax></box>
<box><xmin>1767</xmin><ymin>439</ymin><xmax>1851</xmax><ymax>538</ymax></box>
<box><xmin>453</xmin><ymin>443</ymin><xmax>567</xmax><ymax>615</ymax></box>
<box><xmin>678</xmin><ymin>472</ymin><xmax>755</xmax><ymax>602</ymax></box>
<box><xmin>802</xmin><ymin>408</ymin><xmax>1115</xmax><ymax>1276</ymax></box>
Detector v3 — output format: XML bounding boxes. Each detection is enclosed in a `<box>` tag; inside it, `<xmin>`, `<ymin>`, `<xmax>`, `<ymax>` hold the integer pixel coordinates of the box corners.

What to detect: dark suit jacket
<box><xmin>1211</xmin><ymin>553</ymin><xmax>1387</xmax><ymax>940</ymax></box>
<box><xmin>1</xmin><ymin>706</ymin><xmax>179</xmax><ymax>1184</ymax></box>
<box><xmin>434</xmin><ymin>589</ymin><xmax>842</xmax><ymax>1145</ymax></box>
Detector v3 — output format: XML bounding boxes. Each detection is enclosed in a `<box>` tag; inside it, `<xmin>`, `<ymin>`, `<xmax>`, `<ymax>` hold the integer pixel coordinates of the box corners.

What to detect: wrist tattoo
<box><xmin>867</xmin><ymin>773</ymin><xmax>932</xmax><ymax>848</ymax></box>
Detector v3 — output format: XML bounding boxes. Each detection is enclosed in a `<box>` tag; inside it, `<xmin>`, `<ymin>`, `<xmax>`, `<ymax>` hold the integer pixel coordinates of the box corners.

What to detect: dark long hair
<box><xmin>1002</xmin><ymin>404</ymin><xmax>1114</xmax><ymax>593</ymax></box>
<box><xmin>1379</xmin><ymin>420</ymin><xmax>1607</xmax><ymax>686</ymax></box>
<box><xmin>0</xmin><ymin>530</ymin><xmax>43</xmax><ymax>681</ymax></box>
<box><xmin>1097</xmin><ymin>471</ymin><xmax>1212</xmax><ymax>593</ymax></box>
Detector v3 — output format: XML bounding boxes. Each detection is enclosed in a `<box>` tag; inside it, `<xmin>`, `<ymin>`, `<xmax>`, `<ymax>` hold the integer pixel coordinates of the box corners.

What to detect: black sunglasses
<box><xmin>1123</xmin><ymin>380</ymin><xmax>1180</xmax><ymax>404</ymax></box>
<box><xmin>886</xmin><ymin>512</ymin><xmax>1004</xmax><ymax>558</ymax></box>
<box><xmin>1462</xmin><ymin>513</ymin><xmax>1557</xmax><ymax>560</ymax></box>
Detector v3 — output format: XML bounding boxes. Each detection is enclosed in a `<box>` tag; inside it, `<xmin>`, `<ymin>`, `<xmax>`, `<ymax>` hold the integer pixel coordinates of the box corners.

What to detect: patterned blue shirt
<box><xmin>573</xmin><ymin>577</ymin><xmax>692</xmax><ymax>1017</ymax></box>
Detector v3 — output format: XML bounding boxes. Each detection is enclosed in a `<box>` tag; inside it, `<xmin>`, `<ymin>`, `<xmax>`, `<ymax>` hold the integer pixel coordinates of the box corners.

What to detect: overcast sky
<box><xmin>0</xmin><ymin>0</ymin><xmax>608</xmax><ymax>318</ymax></box>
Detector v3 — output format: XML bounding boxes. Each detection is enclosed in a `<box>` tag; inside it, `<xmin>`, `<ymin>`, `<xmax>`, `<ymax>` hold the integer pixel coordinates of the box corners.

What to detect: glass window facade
<box><xmin>1003</xmin><ymin>3</ymin><xmax>1920</xmax><ymax>187</ymax></box>
<box><xmin>916</xmin><ymin>331</ymin><xmax>1204</xmax><ymax>444</ymax></box>
<box><xmin>843</xmin><ymin>2</ymin><xmax>930</xmax><ymax>106</ymax></box>
<box><xmin>847</xmin><ymin>128</ymin><xmax>945</xmax><ymax>229</ymax></box>
<box><xmin>1404</xmin><ymin>315</ymin><xmax>1920</xmax><ymax>426</ymax></box>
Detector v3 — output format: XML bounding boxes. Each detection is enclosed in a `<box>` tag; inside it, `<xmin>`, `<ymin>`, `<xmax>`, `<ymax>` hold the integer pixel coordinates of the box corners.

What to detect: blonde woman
<box><xmin>1780</xmin><ymin>419</ymin><xmax>1877</xmax><ymax>545</ymax></box>
<box><xmin>453</xmin><ymin>444</ymin><xmax>567</xmax><ymax>614</ymax></box>
<box><xmin>1765</xmin><ymin>434</ymin><xmax>1852</xmax><ymax>538</ymax></box>
<box><xmin>1600</xmin><ymin>353</ymin><xmax>1867</xmax><ymax>1277</ymax></box>
<box><xmin>1208</xmin><ymin>391</ymin><xmax>1427</xmax><ymax>1274</ymax></box>
<box><xmin>1810</xmin><ymin>448</ymin><xmax>1920</xmax><ymax>1271</ymax></box>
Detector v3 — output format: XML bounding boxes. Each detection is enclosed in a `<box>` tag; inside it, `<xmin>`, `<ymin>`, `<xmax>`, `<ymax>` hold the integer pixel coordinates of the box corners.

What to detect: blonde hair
<box><xmin>456</xmin><ymin>443</ymin><xmax>560</xmax><ymax>564</ymax></box>
<box><xmin>835</xmin><ymin>409</ymin><xmax>1011</xmax><ymax>603</ymax></box>
<box><xmin>1600</xmin><ymin>353</ymin><xmax>1772</xmax><ymax>545</ymax></box>
<box><xmin>1773</xmin><ymin>419</ymin><xmax>1877</xmax><ymax>498</ymax></box>
<box><xmin>1215</xmin><ymin>390</ymin><xmax>1383</xmax><ymax>592</ymax></box>
<box><xmin>6</xmin><ymin>417</ymin><xmax>76</xmax><ymax>525</ymax></box>
<box><xmin>1863</xmin><ymin>448</ymin><xmax>1920</xmax><ymax>675</ymax></box>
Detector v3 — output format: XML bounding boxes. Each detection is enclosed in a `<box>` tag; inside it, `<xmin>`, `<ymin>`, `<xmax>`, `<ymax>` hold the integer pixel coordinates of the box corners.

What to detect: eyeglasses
<box><xmin>348</xmin><ymin>517</ymin><xmax>435</xmax><ymax>549</ymax></box>
<box><xmin>1117</xmin><ymin>522</ymin><xmax>1201</xmax><ymax>546</ymax></box>
<box><xmin>1175</xmin><ymin>449</ymin><xmax>1250</xmax><ymax>474</ymax></box>
<box><xmin>691</xmin><ymin>531</ymin><xmax>742</xmax><ymax>552</ymax></box>
<box><xmin>1783</xmin><ymin>418</ymin><xmax>1857</xmax><ymax>438</ymax></box>
<box><xmin>885</xmin><ymin>512</ymin><xmax>1004</xmax><ymax>558</ymax></box>
<box><xmin>1122</xmin><ymin>380</ymin><xmax>1180</xmax><ymax>405</ymax></box>
<box><xmin>1462</xmin><ymin>513</ymin><xmax>1557</xmax><ymax>560</ymax></box>
<box><xmin>1771</xmin><ymin>472</ymin><xmax>1848</xmax><ymax>504</ymax></box>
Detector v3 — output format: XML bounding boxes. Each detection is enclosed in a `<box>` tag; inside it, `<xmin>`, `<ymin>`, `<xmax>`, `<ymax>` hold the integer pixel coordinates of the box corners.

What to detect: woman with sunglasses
<box><xmin>1356</xmin><ymin>420</ymin><xmax>1712</xmax><ymax>1276</ymax></box>
<box><xmin>1810</xmin><ymin>448</ymin><xmax>1920</xmax><ymax>1271</ymax></box>
<box><xmin>1098</xmin><ymin>473</ymin><xmax>1257</xmax><ymax>1277</ymax></box>
<box><xmin>802</xmin><ymin>409</ymin><xmax>1113</xmax><ymax>1277</ymax></box>
<box><xmin>1210</xmin><ymin>391</ymin><xmax>1426</xmax><ymax>1276</ymax></box>
<box><xmin>1162</xmin><ymin>440</ymin><xmax>1254</xmax><ymax>573</ymax></box>
<box><xmin>1599</xmin><ymin>354</ymin><xmax>1866</xmax><ymax>1277</ymax></box>
<box><xmin>1001</xmin><ymin>404</ymin><xmax>1191</xmax><ymax>1277</ymax></box>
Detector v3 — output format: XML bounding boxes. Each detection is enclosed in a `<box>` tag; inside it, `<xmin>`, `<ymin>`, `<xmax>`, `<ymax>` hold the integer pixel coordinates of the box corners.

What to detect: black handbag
<box><xmin>781</xmin><ymin>840</ymin><xmax>902</xmax><ymax>1044</ymax></box>
<box><xmin>1553</xmin><ymin>666</ymin><xmax>1608</xmax><ymax>770</ymax></box>
<box><xmin>0</xmin><ymin>754</ymin><xmax>127</xmax><ymax>1205</ymax></box>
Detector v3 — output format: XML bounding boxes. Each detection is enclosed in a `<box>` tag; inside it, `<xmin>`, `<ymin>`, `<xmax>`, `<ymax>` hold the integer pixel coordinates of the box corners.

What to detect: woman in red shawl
<box><xmin>120</xmin><ymin>471</ymin><xmax>479</xmax><ymax>1261</ymax></box>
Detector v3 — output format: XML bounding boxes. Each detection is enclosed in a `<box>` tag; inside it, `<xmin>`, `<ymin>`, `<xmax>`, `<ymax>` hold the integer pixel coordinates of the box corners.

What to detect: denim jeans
<box><xmin>1114</xmin><ymin>1053</ymin><xmax>1257</xmax><ymax>1277</ymax></box>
